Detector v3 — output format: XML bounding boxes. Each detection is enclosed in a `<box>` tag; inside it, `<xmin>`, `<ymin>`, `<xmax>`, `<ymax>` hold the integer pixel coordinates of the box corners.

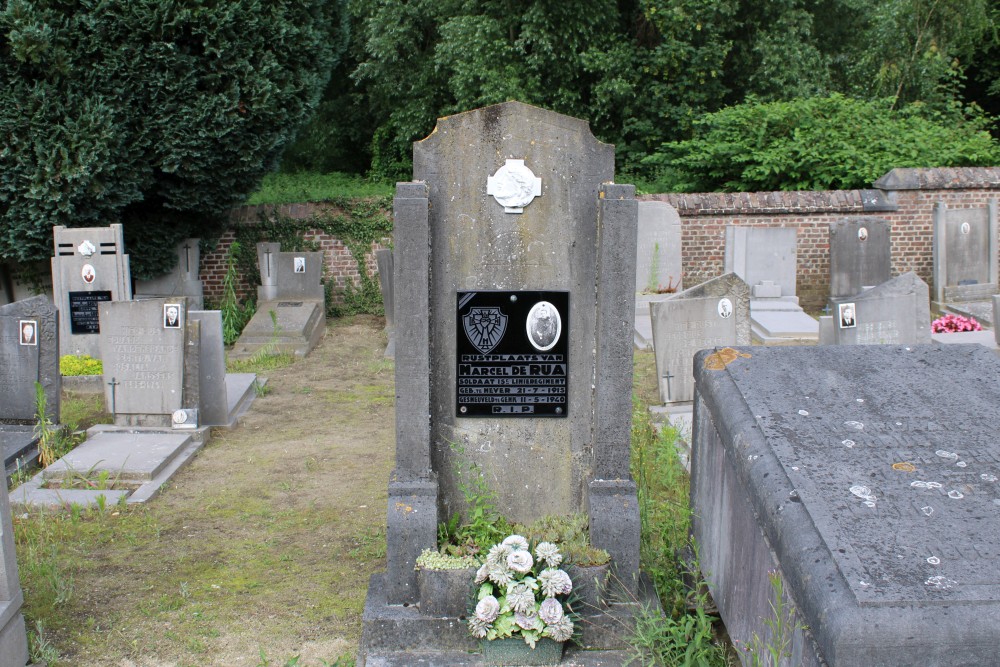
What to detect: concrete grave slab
<box><xmin>1</xmin><ymin>426</ymin><xmax>36</xmax><ymax>480</ymax></box>
<box><xmin>230</xmin><ymin>300</ymin><xmax>324</xmax><ymax>360</ymax></box>
<box><xmin>692</xmin><ymin>343</ymin><xmax>1000</xmax><ymax>666</ymax></box>
<box><xmin>942</xmin><ymin>299</ymin><xmax>995</xmax><ymax>328</ymax></box>
<box><xmin>43</xmin><ymin>430</ymin><xmax>191</xmax><ymax>482</ymax></box>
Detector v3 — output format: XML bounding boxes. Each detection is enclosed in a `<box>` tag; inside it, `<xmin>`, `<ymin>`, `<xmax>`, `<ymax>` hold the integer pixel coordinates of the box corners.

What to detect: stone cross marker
<box><xmin>649</xmin><ymin>273</ymin><xmax>749</xmax><ymax>403</ymax></box>
<box><xmin>692</xmin><ymin>343</ymin><xmax>1000</xmax><ymax>666</ymax></box>
<box><xmin>51</xmin><ymin>224</ymin><xmax>132</xmax><ymax>358</ymax></box>
<box><xmin>135</xmin><ymin>237</ymin><xmax>204</xmax><ymax>309</ymax></box>
<box><xmin>932</xmin><ymin>199</ymin><xmax>999</xmax><ymax>305</ymax></box>
<box><xmin>829</xmin><ymin>217</ymin><xmax>891</xmax><ymax>299</ymax></box>
<box><xmin>378</xmin><ymin>101</ymin><xmax>640</xmax><ymax>609</ymax></box>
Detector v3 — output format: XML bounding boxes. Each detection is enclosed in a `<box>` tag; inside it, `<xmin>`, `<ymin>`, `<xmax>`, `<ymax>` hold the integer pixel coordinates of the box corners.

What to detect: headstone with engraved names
<box><xmin>829</xmin><ymin>217</ymin><xmax>892</xmax><ymax>299</ymax></box>
<box><xmin>823</xmin><ymin>272</ymin><xmax>931</xmax><ymax>346</ymax></box>
<box><xmin>649</xmin><ymin>273</ymin><xmax>749</xmax><ymax>403</ymax></box>
<box><xmin>51</xmin><ymin>224</ymin><xmax>131</xmax><ymax>358</ymax></box>
<box><xmin>135</xmin><ymin>238</ymin><xmax>204</xmax><ymax>309</ymax></box>
<box><xmin>692</xmin><ymin>343</ymin><xmax>1000</xmax><ymax>666</ymax></box>
<box><xmin>932</xmin><ymin>200</ymin><xmax>998</xmax><ymax>308</ymax></box>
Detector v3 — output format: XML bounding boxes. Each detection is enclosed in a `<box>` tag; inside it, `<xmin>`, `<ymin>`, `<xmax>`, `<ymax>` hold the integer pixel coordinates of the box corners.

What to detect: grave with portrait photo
<box><xmin>691</xmin><ymin>343</ymin><xmax>1000</xmax><ymax>666</ymax></box>
<box><xmin>231</xmin><ymin>242</ymin><xmax>325</xmax><ymax>359</ymax></box>
<box><xmin>633</xmin><ymin>201</ymin><xmax>683</xmax><ymax>350</ymax></box>
<box><xmin>649</xmin><ymin>273</ymin><xmax>749</xmax><ymax>404</ymax></box>
<box><xmin>725</xmin><ymin>225</ymin><xmax>818</xmax><ymax>343</ymax></box>
<box><xmin>50</xmin><ymin>224</ymin><xmax>132</xmax><ymax>358</ymax></box>
<box><xmin>932</xmin><ymin>200</ymin><xmax>998</xmax><ymax>326</ymax></box>
<box><xmin>820</xmin><ymin>272</ymin><xmax>931</xmax><ymax>346</ymax></box>
<box><xmin>134</xmin><ymin>238</ymin><xmax>204</xmax><ymax>309</ymax></box>
<box><xmin>360</xmin><ymin>101</ymin><xmax>656</xmax><ymax>665</ymax></box>
<box><xmin>0</xmin><ymin>296</ymin><xmax>60</xmax><ymax>478</ymax></box>
<box><xmin>829</xmin><ymin>217</ymin><xmax>892</xmax><ymax>299</ymax></box>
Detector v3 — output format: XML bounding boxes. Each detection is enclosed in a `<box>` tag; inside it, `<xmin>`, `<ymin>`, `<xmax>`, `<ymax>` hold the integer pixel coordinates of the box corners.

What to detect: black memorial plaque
<box><xmin>457</xmin><ymin>290</ymin><xmax>568</xmax><ymax>417</ymax></box>
<box><xmin>68</xmin><ymin>290</ymin><xmax>112</xmax><ymax>334</ymax></box>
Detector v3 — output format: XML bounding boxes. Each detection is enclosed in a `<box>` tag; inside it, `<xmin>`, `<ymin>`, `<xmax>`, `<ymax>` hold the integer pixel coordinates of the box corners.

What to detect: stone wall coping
<box><xmin>873</xmin><ymin>167</ymin><xmax>1000</xmax><ymax>191</ymax></box>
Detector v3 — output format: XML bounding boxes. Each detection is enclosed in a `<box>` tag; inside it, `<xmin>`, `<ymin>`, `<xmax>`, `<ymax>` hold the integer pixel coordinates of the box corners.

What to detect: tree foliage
<box><xmin>645</xmin><ymin>94</ymin><xmax>1000</xmax><ymax>192</ymax></box>
<box><xmin>0</xmin><ymin>0</ymin><xmax>344</xmax><ymax>278</ymax></box>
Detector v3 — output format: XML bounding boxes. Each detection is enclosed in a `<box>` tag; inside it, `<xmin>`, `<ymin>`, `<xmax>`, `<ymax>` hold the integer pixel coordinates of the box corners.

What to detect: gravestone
<box><xmin>231</xmin><ymin>243</ymin><xmax>325</xmax><ymax>359</ymax></box>
<box><xmin>932</xmin><ymin>200</ymin><xmax>998</xmax><ymax>314</ymax></box>
<box><xmin>692</xmin><ymin>343</ymin><xmax>1000</xmax><ymax>666</ymax></box>
<box><xmin>188</xmin><ymin>310</ymin><xmax>256</xmax><ymax>427</ymax></box>
<box><xmin>0</xmin><ymin>296</ymin><xmax>60</xmax><ymax>477</ymax></box>
<box><xmin>99</xmin><ymin>297</ymin><xmax>193</xmax><ymax>427</ymax></box>
<box><xmin>135</xmin><ymin>238</ymin><xmax>204</xmax><ymax>309</ymax></box>
<box><xmin>633</xmin><ymin>201</ymin><xmax>683</xmax><ymax>350</ymax></box>
<box><xmin>649</xmin><ymin>273</ymin><xmax>749</xmax><ymax>403</ymax></box>
<box><xmin>725</xmin><ymin>226</ymin><xmax>818</xmax><ymax>343</ymax></box>
<box><xmin>822</xmin><ymin>272</ymin><xmax>931</xmax><ymax>345</ymax></box>
<box><xmin>375</xmin><ymin>248</ymin><xmax>395</xmax><ymax>359</ymax></box>
<box><xmin>361</xmin><ymin>101</ymin><xmax>653</xmax><ymax>664</ymax></box>
<box><xmin>51</xmin><ymin>224</ymin><xmax>132</xmax><ymax>358</ymax></box>
<box><xmin>0</xmin><ymin>474</ymin><xmax>29</xmax><ymax>667</ymax></box>
<box><xmin>829</xmin><ymin>217</ymin><xmax>891</xmax><ymax>299</ymax></box>
<box><xmin>995</xmin><ymin>295</ymin><xmax>1000</xmax><ymax>346</ymax></box>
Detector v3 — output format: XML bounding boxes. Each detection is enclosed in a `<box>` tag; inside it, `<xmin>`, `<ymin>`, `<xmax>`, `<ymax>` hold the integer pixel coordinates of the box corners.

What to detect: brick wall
<box><xmin>203</xmin><ymin>168</ymin><xmax>1000</xmax><ymax>311</ymax></box>
<box><xmin>200</xmin><ymin>202</ymin><xmax>388</xmax><ymax>306</ymax></box>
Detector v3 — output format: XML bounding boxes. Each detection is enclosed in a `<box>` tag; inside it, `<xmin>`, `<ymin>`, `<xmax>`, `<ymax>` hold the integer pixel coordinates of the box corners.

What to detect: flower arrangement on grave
<box><xmin>931</xmin><ymin>313</ymin><xmax>982</xmax><ymax>333</ymax></box>
<box><xmin>468</xmin><ymin>534</ymin><xmax>575</xmax><ymax>647</ymax></box>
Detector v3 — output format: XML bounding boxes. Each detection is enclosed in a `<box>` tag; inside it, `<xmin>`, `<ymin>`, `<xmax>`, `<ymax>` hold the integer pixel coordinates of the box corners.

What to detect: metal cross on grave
<box><xmin>107</xmin><ymin>376</ymin><xmax>120</xmax><ymax>417</ymax></box>
<box><xmin>183</xmin><ymin>243</ymin><xmax>192</xmax><ymax>273</ymax></box>
<box><xmin>661</xmin><ymin>368</ymin><xmax>675</xmax><ymax>401</ymax></box>
<box><xmin>264</xmin><ymin>247</ymin><xmax>273</xmax><ymax>279</ymax></box>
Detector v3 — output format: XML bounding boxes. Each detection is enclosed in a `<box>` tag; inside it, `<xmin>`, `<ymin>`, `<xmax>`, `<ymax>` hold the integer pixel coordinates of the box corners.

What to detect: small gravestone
<box><xmin>932</xmin><ymin>200</ymin><xmax>998</xmax><ymax>320</ymax></box>
<box><xmin>823</xmin><ymin>272</ymin><xmax>931</xmax><ymax>345</ymax></box>
<box><xmin>692</xmin><ymin>343</ymin><xmax>1000</xmax><ymax>666</ymax></box>
<box><xmin>135</xmin><ymin>238</ymin><xmax>204</xmax><ymax>309</ymax></box>
<box><xmin>0</xmin><ymin>472</ymin><xmax>29</xmax><ymax>667</ymax></box>
<box><xmin>375</xmin><ymin>248</ymin><xmax>395</xmax><ymax>359</ymax></box>
<box><xmin>51</xmin><ymin>224</ymin><xmax>132</xmax><ymax>358</ymax></box>
<box><xmin>829</xmin><ymin>217</ymin><xmax>891</xmax><ymax>298</ymax></box>
<box><xmin>725</xmin><ymin>226</ymin><xmax>818</xmax><ymax>342</ymax></box>
<box><xmin>99</xmin><ymin>298</ymin><xmax>191</xmax><ymax>427</ymax></box>
<box><xmin>188</xmin><ymin>310</ymin><xmax>257</xmax><ymax>427</ymax></box>
<box><xmin>649</xmin><ymin>273</ymin><xmax>749</xmax><ymax>403</ymax></box>
<box><xmin>0</xmin><ymin>296</ymin><xmax>60</xmax><ymax>477</ymax></box>
<box><xmin>361</xmin><ymin>102</ymin><xmax>654</xmax><ymax>664</ymax></box>
<box><xmin>231</xmin><ymin>243</ymin><xmax>325</xmax><ymax>359</ymax></box>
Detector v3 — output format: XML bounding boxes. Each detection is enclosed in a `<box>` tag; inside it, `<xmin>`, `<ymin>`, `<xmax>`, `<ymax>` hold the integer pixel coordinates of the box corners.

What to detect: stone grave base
<box><xmin>214</xmin><ymin>373</ymin><xmax>260</xmax><ymax>428</ymax></box>
<box><xmin>359</xmin><ymin>572</ymin><xmax>660</xmax><ymax>667</ymax></box>
<box><xmin>231</xmin><ymin>300</ymin><xmax>324</xmax><ymax>359</ymax></box>
<box><xmin>1</xmin><ymin>425</ymin><xmax>37</xmax><ymax>481</ymax></box>
<box><xmin>931</xmin><ymin>330</ymin><xmax>999</xmax><ymax>355</ymax></box>
<box><xmin>10</xmin><ymin>424</ymin><xmax>210</xmax><ymax>509</ymax></box>
<box><xmin>0</xmin><ymin>595</ymin><xmax>28</xmax><ymax>667</ymax></box>
<box><xmin>937</xmin><ymin>299</ymin><xmax>995</xmax><ymax>327</ymax></box>
<box><xmin>749</xmin><ymin>297</ymin><xmax>818</xmax><ymax>344</ymax></box>
<box><xmin>633</xmin><ymin>294</ymin><xmax>671</xmax><ymax>350</ymax></box>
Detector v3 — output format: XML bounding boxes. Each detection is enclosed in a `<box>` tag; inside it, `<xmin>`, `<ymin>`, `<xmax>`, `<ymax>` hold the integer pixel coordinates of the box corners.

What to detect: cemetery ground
<box><xmin>11</xmin><ymin>315</ymin><xmax>722</xmax><ymax>667</ymax></box>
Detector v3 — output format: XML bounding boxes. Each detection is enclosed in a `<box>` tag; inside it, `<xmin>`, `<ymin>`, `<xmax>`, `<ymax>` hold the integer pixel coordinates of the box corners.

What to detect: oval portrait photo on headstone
<box><xmin>526</xmin><ymin>300</ymin><xmax>561</xmax><ymax>351</ymax></box>
<box><xmin>961</xmin><ymin>222</ymin><xmax>971</xmax><ymax>235</ymax></box>
<box><xmin>858</xmin><ymin>227</ymin><xmax>868</xmax><ymax>241</ymax></box>
<box><xmin>81</xmin><ymin>263</ymin><xmax>96</xmax><ymax>284</ymax></box>
<box><xmin>717</xmin><ymin>298</ymin><xmax>733</xmax><ymax>319</ymax></box>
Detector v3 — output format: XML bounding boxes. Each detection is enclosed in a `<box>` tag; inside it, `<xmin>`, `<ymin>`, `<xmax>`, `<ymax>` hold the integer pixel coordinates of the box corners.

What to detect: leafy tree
<box><xmin>644</xmin><ymin>94</ymin><xmax>1000</xmax><ymax>192</ymax></box>
<box><xmin>0</xmin><ymin>0</ymin><xmax>344</xmax><ymax>278</ymax></box>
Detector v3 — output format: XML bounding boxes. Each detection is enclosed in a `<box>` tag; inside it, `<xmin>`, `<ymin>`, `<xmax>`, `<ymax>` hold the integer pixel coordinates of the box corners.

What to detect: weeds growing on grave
<box><xmin>737</xmin><ymin>570</ymin><xmax>807</xmax><ymax>667</ymax></box>
<box><xmin>218</xmin><ymin>240</ymin><xmax>257</xmax><ymax>345</ymax></box>
<box><xmin>34</xmin><ymin>382</ymin><xmax>73</xmax><ymax>468</ymax></box>
<box><xmin>58</xmin><ymin>354</ymin><xmax>103</xmax><ymax>376</ymax></box>
<box><xmin>436</xmin><ymin>442</ymin><xmax>511</xmax><ymax>559</ymax></box>
<box><xmin>227</xmin><ymin>310</ymin><xmax>296</xmax><ymax>374</ymax></box>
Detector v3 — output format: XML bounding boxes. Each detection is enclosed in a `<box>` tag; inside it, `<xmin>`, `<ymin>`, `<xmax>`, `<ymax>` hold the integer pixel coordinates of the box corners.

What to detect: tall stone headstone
<box><xmin>636</xmin><ymin>201</ymin><xmax>682</xmax><ymax>294</ymax></box>
<box><xmin>829</xmin><ymin>217</ymin><xmax>891</xmax><ymax>298</ymax></box>
<box><xmin>99</xmin><ymin>298</ymin><xmax>190</xmax><ymax>427</ymax></box>
<box><xmin>362</xmin><ymin>102</ymin><xmax>649</xmax><ymax>663</ymax></box>
<box><xmin>932</xmin><ymin>200</ymin><xmax>999</xmax><ymax>305</ymax></box>
<box><xmin>692</xmin><ymin>343</ymin><xmax>1000</xmax><ymax>666</ymax></box>
<box><xmin>51</xmin><ymin>224</ymin><xmax>131</xmax><ymax>358</ymax></box>
<box><xmin>0</xmin><ymin>296</ymin><xmax>59</xmax><ymax>422</ymax></box>
<box><xmin>375</xmin><ymin>248</ymin><xmax>395</xmax><ymax>359</ymax></box>
<box><xmin>725</xmin><ymin>226</ymin><xmax>798</xmax><ymax>297</ymax></box>
<box><xmin>824</xmin><ymin>272</ymin><xmax>931</xmax><ymax>345</ymax></box>
<box><xmin>649</xmin><ymin>273</ymin><xmax>749</xmax><ymax>403</ymax></box>
<box><xmin>134</xmin><ymin>238</ymin><xmax>204</xmax><ymax>309</ymax></box>
<box><xmin>188</xmin><ymin>310</ymin><xmax>228</xmax><ymax>426</ymax></box>
<box><xmin>0</xmin><ymin>476</ymin><xmax>29</xmax><ymax>667</ymax></box>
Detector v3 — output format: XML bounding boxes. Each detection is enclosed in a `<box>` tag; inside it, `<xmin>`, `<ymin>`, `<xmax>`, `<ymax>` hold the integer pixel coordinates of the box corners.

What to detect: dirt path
<box><xmin>39</xmin><ymin>316</ymin><xmax>395</xmax><ymax>666</ymax></box>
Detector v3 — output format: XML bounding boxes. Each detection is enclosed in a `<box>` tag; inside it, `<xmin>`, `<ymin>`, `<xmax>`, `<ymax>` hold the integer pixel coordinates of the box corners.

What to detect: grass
<box><xmin>247</xmin><ymin>172</ymin><xmax>393</xmax><ymax>205</ymax></box>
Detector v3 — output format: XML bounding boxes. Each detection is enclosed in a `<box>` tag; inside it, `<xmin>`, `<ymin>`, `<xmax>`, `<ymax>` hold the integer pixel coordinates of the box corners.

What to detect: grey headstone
<box><xmin>99</xmin><ymin>298</ymin><xmax>187</xmax><ymax>426</ymax></box>
<box><xmin>0</xmin><ymin>296</ymin><xmax>60</xmax><ymax>423</ymax></box>
<box><xmin>829</xmin><ymin>272</ymin><xmax>930</xmax><ymax>345</ymax></box>
<box><xmin>0</xmin><ymin>471</ymin><xmax>29</xmax><ymax>667</ymax></box>
<box><xmin>51</xmin><ymin>224</ymin><xmax>131</xmax><ymax>358</ymax></box>
<box><xmin>255</xmin><ymin>244</ymin><xmax>324</xmax><ymax>303</ymax></box>
<box><xmin>692</xmin><ymin>343</ymin><xmax>1000</xmax><ymax>666</ymax></box>
<box><xmin>375</xmin><ymin>248</ymin><xmax>395</xmax><ymax>359</ymax></box>
<box><xmin>635</xmin><ymin>201</ymin><xmax>682</xmax><ymax>294</ymax></box>
<box><xmin>188</xmin><ymin>311</ymin><xmax>229</xmax><ymax>426</ymax></box>
<box><xmin>649</xmin><ymin>273</ymin><xmax>749</xmax><ymax>404</ymax></box>
<box><xmin>725</xmin><ymin>226</ymin><xmax>798</xmax><ymax>296</ymax></box>
<box><xmin>829</xmin><ymin>217</ymin><xmax>891</xmax><ymax>298</ymax></box>
<box><xmin>256</xmin><ymin>242</ymin><xmax>282</xmax><ymax>299</ymax></box>
<box><xmin>995</xmin><ymin>295</ymin><xmax>1000</xmax><ymax>346</ymax></box>
<box><xmin>932</xmin><ymin>200</ymin><xmax>999</xmax><ymax>304</ymax></box>
<box><xmin>135</xmin><ymin>238</ymin><xmax>204</xmax><ymax>309</ymax></box>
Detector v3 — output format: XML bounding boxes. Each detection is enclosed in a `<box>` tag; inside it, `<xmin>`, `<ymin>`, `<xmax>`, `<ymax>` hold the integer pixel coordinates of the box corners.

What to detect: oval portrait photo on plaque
<box><xmin>526</xmin><ymin>301</ymin><xmax>561</xmax><ymax>351</ymax></box>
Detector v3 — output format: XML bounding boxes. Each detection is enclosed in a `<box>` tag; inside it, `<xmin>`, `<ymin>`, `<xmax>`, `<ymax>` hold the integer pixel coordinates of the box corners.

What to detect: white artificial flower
<box><xmin>507</xmin><ymin>549</ymin><xmax>534</xmax><ymax>574</ymax></box>
<box><xmin>544</xmin><ymin>616</ymin><xmax>574</xmax><ymax>642</ymax></box>
<box><xmin>475</xmin><ymin>595</ymin><xmax>501</xmax><ymax>623</ymax></box>
<box><xmin>534</xmin><ymin>541</ymin><xmax>563</xmax><ymax>568</ymax></box>
<box><xmin>502</xmin><ymin>534</ymin><xmax>529</xmax><ymax>551</ymax></box>
<box><xmin>538</xmin><ymin>597</ymin><xmax>563</xmax><ymax>625</ymax></box>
